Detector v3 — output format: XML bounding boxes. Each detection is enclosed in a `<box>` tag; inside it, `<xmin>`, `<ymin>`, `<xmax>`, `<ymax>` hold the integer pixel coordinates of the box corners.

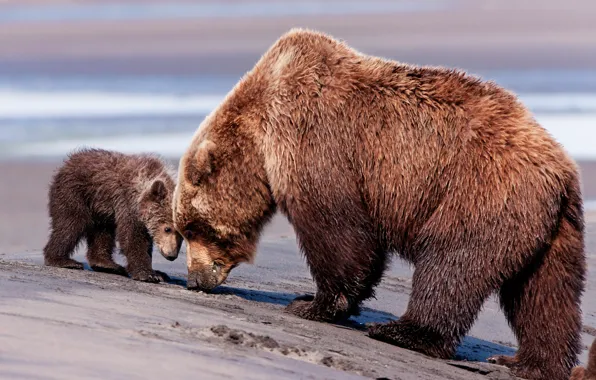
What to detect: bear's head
<box><xmin>140</xmin><ymin>178</ymin><xmax>183</xmax><ymax>261</ymax></box>
<box><xmin>173</xmin><ymin>107</ymin><xmax>276</xmax><ymax>291</ymax></box>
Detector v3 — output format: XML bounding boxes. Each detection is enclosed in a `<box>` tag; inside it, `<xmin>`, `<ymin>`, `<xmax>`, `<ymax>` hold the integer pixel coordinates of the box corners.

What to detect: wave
<box><xmin>0</xmin><ymin>1</ymin><xmax>448</xmax><ymax>24</ymax></box>
<box><xmin>1</xmin><ymin>90</ymin><xmax>596</xmax><ymax>119</ymax></box>
<box><xmin>0</xmin><ymin>90</ymin><xmax>222</xmax><ymax>119</ymax></box>
<box><xmin>2</xmin><ymin>113</ymin><xmax>595</xmax><ymax>160</ymax></box>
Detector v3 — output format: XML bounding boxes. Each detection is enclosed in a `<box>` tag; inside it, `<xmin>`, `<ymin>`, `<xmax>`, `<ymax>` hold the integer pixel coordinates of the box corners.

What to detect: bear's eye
<box><xmin>184</xmin><ymin>230</ymin><xmax>194</xmax><ymax>240</ymax></box>
<box><xmin>164</xmin><ymin>227</ymin><xmax>172</xmax><ymax>233</ymax></box>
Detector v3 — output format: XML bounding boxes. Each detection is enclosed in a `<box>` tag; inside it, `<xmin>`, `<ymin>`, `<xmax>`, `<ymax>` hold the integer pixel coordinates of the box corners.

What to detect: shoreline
<box><xmin>2</xmin><ymin>158</ymin><xmax>595</xmax><ymax>256</ymax></box>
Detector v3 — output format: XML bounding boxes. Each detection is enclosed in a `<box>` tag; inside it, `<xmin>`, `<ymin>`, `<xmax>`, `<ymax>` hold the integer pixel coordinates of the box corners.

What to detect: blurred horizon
<box><xmin>1</xmin><ymin>0</ymin><xmax>596</xmax><ymax>161</ymax></box>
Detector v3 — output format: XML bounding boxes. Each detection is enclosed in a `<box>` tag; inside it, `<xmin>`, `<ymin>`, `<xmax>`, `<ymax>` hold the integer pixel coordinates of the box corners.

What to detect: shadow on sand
<box><xmin>86</xmin><ymin>269</ymin><xmax>517</xmax><ymax>362</ymax></box>
<box><xmin>208</xmin><ymin>284</ymin><xmax>517</xmax><ymax>362</ymax></box>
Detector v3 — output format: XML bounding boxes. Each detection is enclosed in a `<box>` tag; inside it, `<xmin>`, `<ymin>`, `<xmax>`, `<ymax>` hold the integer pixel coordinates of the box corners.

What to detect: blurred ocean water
<box><xmin>0</xmin><ymin>1</ymin><xmax>449</xmax><ymax>23</ymax></box>
<box><xmin>1</xmin><ymin>70</ymin><xmax>596</xmax><ymax>160</ymax></box>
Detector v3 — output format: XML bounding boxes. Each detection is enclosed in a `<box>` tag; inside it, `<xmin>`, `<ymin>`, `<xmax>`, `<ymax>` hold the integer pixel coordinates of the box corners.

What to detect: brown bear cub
<box><xmin>571</xmin><ymin>340</ymin><xmax>596</xmax><ymax>380</ymax></box>
<box><xmin>173</xmin><ymin>29</ymin><xmax>586</xmax><ymax>380</ymax></box>
<box><xmin>44</xmin><ymin>148</ymin><xmax>182</xmax><ymax>283</ymax></box>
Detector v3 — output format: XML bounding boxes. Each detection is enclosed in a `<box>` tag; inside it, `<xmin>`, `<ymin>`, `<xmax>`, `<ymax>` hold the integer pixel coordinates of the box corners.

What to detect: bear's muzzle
<box><xmin>187</xmin><ymin>269</ymin><xmax>220</xmax><ymax>292</ymax></box>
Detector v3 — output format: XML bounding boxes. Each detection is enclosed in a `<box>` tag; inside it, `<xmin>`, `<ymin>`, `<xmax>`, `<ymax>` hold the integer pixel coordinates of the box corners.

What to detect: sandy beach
<box><xmin>2</xmin><ymin>1</ymin><xmax>596</xmax><ymax>379</ymax></box>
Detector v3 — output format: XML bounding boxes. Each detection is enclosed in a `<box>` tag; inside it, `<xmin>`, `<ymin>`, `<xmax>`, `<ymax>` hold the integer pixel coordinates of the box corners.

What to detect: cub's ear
<box><xmin>146</xmin><ymin>179</ymin><xmax>167</xmax><ymax>202</ymax></box>
<box><xmin>186</xmin><ymin>140</ymin><xmax>216</xmax><ymax>186</ymax></box>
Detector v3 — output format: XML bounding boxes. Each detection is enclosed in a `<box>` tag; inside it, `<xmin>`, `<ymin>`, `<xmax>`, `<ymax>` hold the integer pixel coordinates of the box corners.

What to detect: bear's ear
<box><xmin>147</xmin><ymin>179</ymin><xmax>167</xmax><ymax>202</ymax></box>
<box><xmin>186</xmin><ymin>140</ymin><xmax>216</xmax><ymax>186</ymax></box>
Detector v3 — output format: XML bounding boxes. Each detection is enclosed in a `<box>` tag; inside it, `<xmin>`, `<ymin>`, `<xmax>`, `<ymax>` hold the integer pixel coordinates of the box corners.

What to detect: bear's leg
<box><xmin>348</xmin><ymin>247</ymin><xmax>389</xmax><ymax>316</ymax></box>
<box><xmin>284</xmin><ymin>208</ymin><xmax>386</xmax><ymax>322</ymax></box>
<box><xmin>115</xmin><ymin>217</ymin><xmax>161</xmax><ymax>283</ymax></box>
<box><xmin>488</xmin><ymin>217</ymin><xmax>584</xmax><ymax>380</ymax></box>
<box><xmin>368</xmin><ymin>255</ymin><xmax>496</xmax><ymax>359</ymax></box>
<box><xmin>86</xmin><ymin>224</ymin><xmax>127</xmax><ymax>276</ymax></box>
<box><xmin>43</xmin><ymin>217</ymin><xmax>86</xmax><ymax>270</ymax></box>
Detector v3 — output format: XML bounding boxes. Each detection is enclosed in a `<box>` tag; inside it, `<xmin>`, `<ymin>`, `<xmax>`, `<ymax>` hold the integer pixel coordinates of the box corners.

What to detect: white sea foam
<box><xmin>2</xmin><ymin>132</ymin><xmax>194</xmax><ymax>159</ymax></box>
<box><xmin>519</xmin><ymin>93</ymin><xmax>596</xmax><ymax>113</ymax></box>
<box><xmin>0</xmin><ymin>90</ymin><xmax>222</xmax><ymax>118</ymax></box>
<box><xmin>3</xmin><ymin>113</ymin><xmax>595</xmax><ymax>159</ymax></box>
<box><xmin>1</xmin><ymin>90</ymin><xmax>596</xmax><ymax>119</ymax></box>
<box><xmin>0</xmin><ymin>90</ymin><xmax>595</xmax><ymax>161</ymax></box>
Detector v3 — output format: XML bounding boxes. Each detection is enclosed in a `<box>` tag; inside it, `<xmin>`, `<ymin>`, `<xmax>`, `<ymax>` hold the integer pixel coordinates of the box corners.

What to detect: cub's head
<box><xmin>173</xmin><ymin>123</ymin><xmax>275</xmax><ymax>292</ymax></box>
<box><xmin>140</xmin><ymin>178</ymin><xmax>183</xmax><ymax>261</ymax></box>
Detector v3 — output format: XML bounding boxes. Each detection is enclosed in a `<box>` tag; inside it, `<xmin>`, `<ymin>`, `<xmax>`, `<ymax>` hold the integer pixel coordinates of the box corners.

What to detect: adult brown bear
<box><xmin>173</xmin><ymin>29</ymin><xmax>586</xmax><ymax>379</ymax></box>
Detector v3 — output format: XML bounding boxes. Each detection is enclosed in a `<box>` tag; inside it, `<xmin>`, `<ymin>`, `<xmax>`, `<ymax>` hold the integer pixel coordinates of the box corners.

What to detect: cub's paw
<box><xmin>130</xmin><ymin>270</ymin><xmax>162</xmax><ymax>283</ymax></box>
<box><xmin>154</xmin><ymin>270</ymin><xmax>171</xmax><ymax>282</ymax></box>
<box><xmin>45</xmin><ymin>258</ymin><xmax>84</xmax><ymax>270</ymax></box>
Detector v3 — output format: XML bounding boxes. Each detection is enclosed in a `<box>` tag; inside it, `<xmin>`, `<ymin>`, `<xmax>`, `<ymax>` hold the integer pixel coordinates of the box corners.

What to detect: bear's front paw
<box><xmin>285</xmin><ymin>294</ymin><xmax>347</xmax><ymax>323</ymax></box>
<box><xmin>285</xmin><ymin>298</ymin><xmax>322</xmax><ymax>321</ymax></box>
<box><xmin>130</xmin><ymin>270</ymin><xmax>162</xmax><ymax>283</ymax></box>
<box><xmin>367</xmin><ymin>322</ymin><xmax>395</xmax><ymax>343</ymax></box>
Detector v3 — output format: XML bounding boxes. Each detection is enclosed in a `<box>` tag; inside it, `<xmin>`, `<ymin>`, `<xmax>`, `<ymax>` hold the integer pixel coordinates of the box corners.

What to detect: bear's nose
<box><xmin>187</xmin><ymin>270</ymin><xmax>218</xmax><ymax>292</ymax></box>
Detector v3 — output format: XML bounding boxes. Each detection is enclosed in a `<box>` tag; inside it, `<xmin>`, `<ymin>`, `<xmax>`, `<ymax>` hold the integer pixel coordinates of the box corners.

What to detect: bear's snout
<box><xmin>187</xmin><ymin>270</ymin><xmax>219</xmax><ymax>292</ymax></box>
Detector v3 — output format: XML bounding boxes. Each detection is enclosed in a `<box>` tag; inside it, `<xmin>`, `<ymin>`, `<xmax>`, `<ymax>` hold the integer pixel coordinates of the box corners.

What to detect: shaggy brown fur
<box><xmin>571</xmin><ymin>340</ymin><xmax>596</xmax><ymax>380</ymax></box>
<box><xmin>44</xmin><ymin>148</ymin><xmax>182</xmax><ymax>282</ymax></box>
<box><xmin>173</xmin><ymin>29</ymin><xmax>586</xmax><ymax>379</ymax></box>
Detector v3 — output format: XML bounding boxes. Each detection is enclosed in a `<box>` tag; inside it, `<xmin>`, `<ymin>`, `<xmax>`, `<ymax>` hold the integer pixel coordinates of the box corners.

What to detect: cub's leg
<box><xmin>116</xmin><ymin>215</ymin><xmax>161</xmax><ymax>283</ymax></box>
<box><xmin>86</xmin><ymin>223</ymin><xmax>127</xmax><ymax>276</ymax></box>
<box><xmin>43</xmin><ymin>205</ymin><xmax>88</xmax><ymax>270</ymax></box>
